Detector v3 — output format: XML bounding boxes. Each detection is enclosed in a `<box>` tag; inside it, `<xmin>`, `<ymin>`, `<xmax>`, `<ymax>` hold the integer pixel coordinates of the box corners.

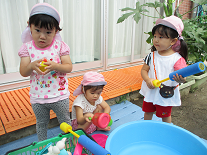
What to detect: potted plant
<box><xmin>117</xmin><ymin>0</ymin><xmax>207</xmax><ymax>95</ymax></box>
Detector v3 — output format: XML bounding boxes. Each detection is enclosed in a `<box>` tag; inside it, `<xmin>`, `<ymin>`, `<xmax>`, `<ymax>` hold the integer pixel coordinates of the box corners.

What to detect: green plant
<box><xmin>117</xmin><ymin>0</ymin><xmax>207</xmax><ymax>63</ymax></box>
<box><xmin>182</xmin><ymin>15</ymin><xmax>207</xmax><ymax>64</ymax></box>
<box><xmin>115</xmin><ymin>93</ymin><xmax>130</xmax><ymax>104</ymax></box>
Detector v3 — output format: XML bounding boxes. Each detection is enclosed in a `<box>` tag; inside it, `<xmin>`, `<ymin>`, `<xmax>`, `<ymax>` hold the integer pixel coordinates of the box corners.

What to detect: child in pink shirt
<box><xmin>18</xmin><ymin>3</ymin><xmax>72</xmax><ymax>141</ymax></box>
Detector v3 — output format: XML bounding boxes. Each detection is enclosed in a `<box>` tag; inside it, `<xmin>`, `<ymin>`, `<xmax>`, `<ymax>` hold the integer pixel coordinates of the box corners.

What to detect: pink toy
<box><xmin>89</xmin><ymin>113</ymin><xmax>111</xmax><ymax>129</ymax></box>
<box><xmin>92</xmin><ymin>134</ymin><xmax>108</xmax><ymax>148</ymax></box>
<box><xmin>73</xmin><ymin>142</ymin><xmax>83</xmax><ymax>155</ymax></box>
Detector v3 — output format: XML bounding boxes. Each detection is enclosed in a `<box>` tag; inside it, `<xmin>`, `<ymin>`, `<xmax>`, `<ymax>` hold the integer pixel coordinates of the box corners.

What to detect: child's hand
<box><xmin>84</xmin><ymin>113</ymin><xmax>94</xmax><ymax>122</ymax></box>
<box><xmin>31</xmin><ymin>59</ymin><xmax>44</xmax><ymax>75</ymax></box>
<box><xmin>146</xmin><ymin>78</ymin><xmax>156</xmax><ymax>89</ymax></box>
<box><xmin>41</xmin><ymin>59</ymin><xmax>58</xmax><ymax>75</ymax></box>
<box><xmin>173</xmin><ymin>73</ymin><xmax>186</xmax><ymax>83</ymax></box>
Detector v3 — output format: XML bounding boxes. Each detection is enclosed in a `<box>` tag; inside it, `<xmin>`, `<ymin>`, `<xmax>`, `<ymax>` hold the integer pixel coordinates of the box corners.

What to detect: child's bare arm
<box><xmin>75</xmin><ymin>106</ymin><xmax>93</xmax><ymax>125</ymax></box>
<box><xmin>99</xmin><ymin>100</ymin><xmax>111</xmax><ymax>114</ymax></box>
<box><xmin>141</xmin><ymin>63</ymin><xmax>156</xmax><ymax>89</ymax></box>
<box><xmin>20</xmin><ymin>57</ymin><xmax>42</xmax><ymax>77</ymax></box>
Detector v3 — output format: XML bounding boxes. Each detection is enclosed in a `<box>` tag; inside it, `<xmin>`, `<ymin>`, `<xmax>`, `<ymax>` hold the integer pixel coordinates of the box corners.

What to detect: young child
<box><xmin>18</xmin><ymin>3</ymin><xmax>72</xmax><ymax>141</ymax></box>
<box><xmin>139</xmin><ymin>15</ymin><xmax>188</xmax><ymax>123</ymax></box>
<box><xmin>72</xmin><ymin>71</ymin><xmax>111</xmax><ymax>134</ymax></box>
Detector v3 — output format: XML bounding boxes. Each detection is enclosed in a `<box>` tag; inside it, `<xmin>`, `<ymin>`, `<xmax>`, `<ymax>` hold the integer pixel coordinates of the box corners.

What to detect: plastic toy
<box><xmin>36</xmin><ymin>142</ymin><xmax>52</xmax><ymax>155</ymax></box>
<box><xmin>60</xmin><ymin>122</ymin><xmax>111</xmax><ymax>155</ymax></box>
<box><xmin>88</xmin><ymin>113</ymin><xmax>112</xmax><ymax>129</ymax></box>
<box><xmin>108</xmin><ymin>118</ymin><xmax>113</xmax><ymax>126</ymax></box>
<box><xmin>39</xmin><ymin>58</ymin><xmax>48</xmax><ymax>72</ymax></box>
<box><xmin>73</xmin><ymin>142</ymin><xmax>83</xmax><ymax>155</ymax></box>
<box><xmin>105</xmin><ymin>121</ymin><xmax>207</xmax><ymax>154</ymax></box>
<box><xmin>91</xmin><ymin>134</ymin><xmax>108</xmax><ymax>149</ymax></box>
<box><xmin>41</xmin><ymin>138</ymin><xmax>72</xmax><ymax>155</ymax></box>
<box><xmin>153</xmin><ymin>61</ymin><xmax>206</xmax><ymax>87</ymax></box>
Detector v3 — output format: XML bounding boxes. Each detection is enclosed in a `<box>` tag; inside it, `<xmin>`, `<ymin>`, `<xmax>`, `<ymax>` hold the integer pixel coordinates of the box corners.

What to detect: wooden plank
<box><xmin>0</xmin><ymin>119</ymin><xmax>5</xmax><ymax>136</ymax></box>
<box><xmin>14</xmin><ymin>89</ymin><xmax>33</xmax><ymax>114</ymax></box>
<box><xmin>10</xmin><ymin>91</ymin><xmax>31</xmax><ymax>116</ymax></box>
<box><xmin>5</xmin><ymin>91</ymin><xmax>26</xmax><ymax>118</ymax></box>
<box><xmin>0</xmin><ymin>94</ymin><xmax>14</xmax><ymax>122</ymax></box>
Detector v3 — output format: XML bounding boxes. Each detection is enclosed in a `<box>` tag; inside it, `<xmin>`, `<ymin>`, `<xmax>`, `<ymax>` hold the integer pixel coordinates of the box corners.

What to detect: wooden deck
<box><xmin>0</xmin><ymin>65</ymin><xmax>143</xmax><ymax>135</ymax></box>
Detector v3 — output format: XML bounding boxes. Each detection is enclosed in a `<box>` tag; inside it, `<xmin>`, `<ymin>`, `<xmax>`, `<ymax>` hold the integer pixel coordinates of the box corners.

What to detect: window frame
<box><xmin>0</xmin><ymin>0</ymin><xmax>149</xmax><ymax>92</ymax></box>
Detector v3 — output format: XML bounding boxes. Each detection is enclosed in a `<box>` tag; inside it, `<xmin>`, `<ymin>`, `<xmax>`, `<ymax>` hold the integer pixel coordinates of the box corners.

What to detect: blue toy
<box><xmin>60</xmin><ymin>122</ymin><xmax>111</xmax><ymax>155</ymax></box>
<box><xmin>153</xmin><ymin>61</ymin><xmax>206</xmax><ymax>87</ymax></box>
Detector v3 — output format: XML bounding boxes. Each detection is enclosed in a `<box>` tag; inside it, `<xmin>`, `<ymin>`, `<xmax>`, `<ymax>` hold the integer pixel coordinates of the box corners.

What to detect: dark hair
<box><xmin>151</xmin><ymin>24</ymin><xmax>188</xmax><ymax>61</ymax></box>
<box><xmin>29</xmin><ymin>14</ymin><xmax>62</xmax><ymax>31</ymax></box>
<box><xmin>83</xmin><ymin>85</ymin><xmax>104</xmax><ymax>93</ymax></box>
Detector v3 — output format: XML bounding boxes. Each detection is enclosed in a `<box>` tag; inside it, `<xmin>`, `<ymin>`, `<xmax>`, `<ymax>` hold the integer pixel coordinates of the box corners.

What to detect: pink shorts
<box><xmin>71</xmin><ymin>119</ymin><xmax>96</xmax><ymax>134</ymax></box>
<box><xmin>142</xmin><ymin>101</ymin><xmax>172</xmax><ymax>118</ymax></box>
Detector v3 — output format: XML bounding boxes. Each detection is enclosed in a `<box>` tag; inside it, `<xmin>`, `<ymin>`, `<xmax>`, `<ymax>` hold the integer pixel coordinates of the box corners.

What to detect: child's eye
<box><xmin>35</xmin><ymin>29</ymin><xmax>40</xmax><ymax>32</ymax></box>
<box><xmin>160</xmin><ymin>36</ymin><xmax>163</xmax><ymax>39</ymax></box>
<box><xmin>47</xmin><ymin>32</ymin><xmax>51</xmax><ymax>34</ymax></box>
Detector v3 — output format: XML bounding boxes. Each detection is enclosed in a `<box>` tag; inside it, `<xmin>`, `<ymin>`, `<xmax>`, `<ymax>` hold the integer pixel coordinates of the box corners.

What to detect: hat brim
<box><xmin>156</xmin><ymin>18</ymin><xmax>178</xmax><ymax>34</ymax></box>
<box><xmin>73</xmin><ymin>81</ymin><xmax>107</xmax><ymax>96</ymax></box>
<box><xmin>85</xmin><ymin>81</ymin><xmax>107</xmax><ymax>86</ymax></box>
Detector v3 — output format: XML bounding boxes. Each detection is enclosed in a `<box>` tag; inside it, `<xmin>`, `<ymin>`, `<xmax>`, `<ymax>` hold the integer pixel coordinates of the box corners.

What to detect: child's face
<box><xmin>30</xmin><ymin>24</ymin><xmax>57</xmax><ymax>49</ymax></box>
<box><xmin>153</xmin><ymin>30</ymin><xmax>175</xmax><ymax>52</ymax></box>
<box><xmin>85</xmin><ymin>88</ymin><xmax>103</xmax><ymax>105</ymax></box>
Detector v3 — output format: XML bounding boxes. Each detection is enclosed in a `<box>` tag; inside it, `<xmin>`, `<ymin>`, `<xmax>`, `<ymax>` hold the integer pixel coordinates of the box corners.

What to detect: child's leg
<box><xmin>162</xmin><ymin>116</ymin><xmax>171</xmax><ymax>123</ymax></box>
<box><xmin>72</xmin><ymin>118</ymin><xmax>96</xmax><ymax>134</ymax></box>
<box><xmin>93</xmin><ymin>104</ymin><xmax>104</xmax><ymax>113</ymax></box>
<box><xmin>155</xmin><ymin>105</ymin><xmax>172</xmax><ymax>123</ymax></box>
<box><xmin>51</xmin><ymin>98</ymin><xmax>71</xmax><ymax>125</ymax></box>
<box><xmin>144</xmin><ymin>112</ymin><xmax>154</xmax><ymax>120</ymax></box>
<box><xmin>77</xmin><ymin>121</ymin><xmax>93</xmax><ymax>131</ymax></box>
<box><xmin>142</xmin><ymin>101</ymin><xmax>155</xmax><ymax>120</ymax></box>
<box><xmin>31</xmin><ymin>103</ymin><xmax>50</xmax><ymax>141</ymax></box>
<box><xmin>71</xmin><ymin>119</ymin><xmax>92</xmax><ymax>146</ymax></box>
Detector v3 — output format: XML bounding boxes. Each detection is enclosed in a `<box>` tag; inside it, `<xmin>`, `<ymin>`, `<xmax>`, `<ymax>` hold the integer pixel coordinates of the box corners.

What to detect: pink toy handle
<box><xmin>73</xmin><ymin>142</ymin><xmax>83</xmax><ymax>155</ymax></box>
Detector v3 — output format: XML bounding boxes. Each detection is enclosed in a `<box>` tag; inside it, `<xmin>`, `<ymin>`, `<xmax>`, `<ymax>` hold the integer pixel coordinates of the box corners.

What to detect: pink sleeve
<box><xmin>18</xmin><ymin>43</ymin><xmax>29</xmax><ymax>57</ymax></box>
<box><xmin>174</xmin><ymin>57</ymin><xmax>187</xmax><ymax>71</ymax></box>
<box><xmin>60</xmin><ymin>41</ymin><xmax>70</xmax><ymax>56</ymax></box>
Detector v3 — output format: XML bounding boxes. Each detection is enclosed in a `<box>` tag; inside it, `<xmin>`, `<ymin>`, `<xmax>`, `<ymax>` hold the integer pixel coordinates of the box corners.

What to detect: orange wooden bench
<box><xmin>0</xmin><ymin>65</ymin><xmax>143</xmax><ymax>135</ymax></box>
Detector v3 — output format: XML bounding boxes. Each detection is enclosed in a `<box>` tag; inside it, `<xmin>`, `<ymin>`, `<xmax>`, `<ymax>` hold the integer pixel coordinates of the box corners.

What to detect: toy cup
<box><xmin>89</xmin><ymin>113</ymin><xmax>111</xmax><ymax>129</ymax></box>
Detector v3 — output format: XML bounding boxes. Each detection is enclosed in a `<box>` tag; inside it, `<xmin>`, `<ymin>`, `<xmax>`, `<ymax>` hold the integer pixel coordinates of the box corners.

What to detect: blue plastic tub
<box><xmin>105</xmin><ymin>121</ymin><xmax>207</xmax><ymax>155</ymax></box>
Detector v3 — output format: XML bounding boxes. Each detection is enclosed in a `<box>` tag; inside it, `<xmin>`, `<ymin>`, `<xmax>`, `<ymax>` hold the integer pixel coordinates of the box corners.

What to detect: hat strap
<box><xmin>83</xmin><ymin>86</ymin><xmax>85</xmax><ymax>94</ymax></box>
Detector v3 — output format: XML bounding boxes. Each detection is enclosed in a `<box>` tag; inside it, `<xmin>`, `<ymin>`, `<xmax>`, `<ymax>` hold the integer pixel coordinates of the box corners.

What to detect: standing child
<box><xmin>18</xmin><ymin>3</ymin><xmax>72</xmax><ymax>141</ymax></box>
<box><xmin>139</xmin><ymin>15</ymin><xmax>188</xmax><ymax>123</ymax></box>
<box><xmin>72</xmin><ymin>71</ymin><xmax>111</xmax><ymax>134</ymax></box>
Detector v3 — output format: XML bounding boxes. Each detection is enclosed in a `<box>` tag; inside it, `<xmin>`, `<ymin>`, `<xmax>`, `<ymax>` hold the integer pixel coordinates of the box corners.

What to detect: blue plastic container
<box><xmin>105</xmin><ymin>121</ymin><xmax>207</xmax><ymax>155</ymax></box>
